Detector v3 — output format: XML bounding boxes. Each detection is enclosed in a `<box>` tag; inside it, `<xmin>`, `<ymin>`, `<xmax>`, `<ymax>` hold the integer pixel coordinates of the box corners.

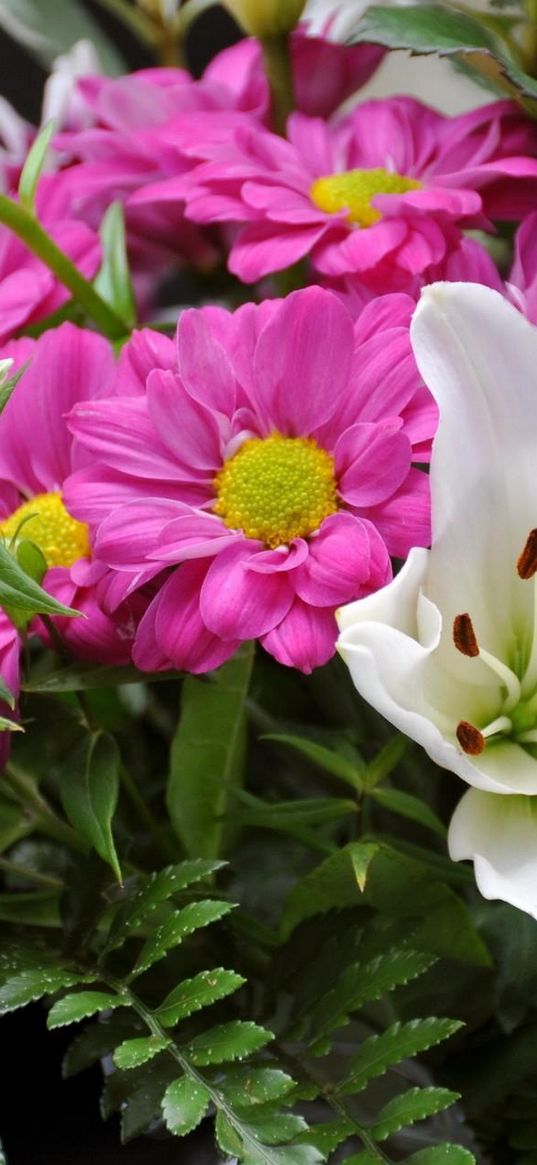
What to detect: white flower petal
<box><xmin>411</xmin><ymin>282</ymin><xmax>537</xmax><ymax>659</ymax></box>
<box><xmin>337</xmin><ymin>549</ymin><xmax>508</xmax><ymax>795</ymax></box>
<box><xmin>449</xmin><ymin>787</ymin><xmax>537</xmax><ymax>918</ymax></box>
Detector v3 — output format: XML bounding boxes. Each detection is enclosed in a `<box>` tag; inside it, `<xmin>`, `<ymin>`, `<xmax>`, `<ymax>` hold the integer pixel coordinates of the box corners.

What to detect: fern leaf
<box><xmin>185</xmin><ymin>1019</ymin><xmax>273</xmax><ymax>1065</ymax></box>
<box><xmin>218</xmin><ymin>1068</ymin><xmax>295</xmax><ymax>1107</ymax></box>
<box><xmin>0</xmin><ymin>966</ymin><xmax>92</xmax><ymax>1015</ymax></box>
<box><xmin>111</xmin><ymin>859</ymin><xmax>225</xmax><ymax>942</ymax></box>
<box><xmin>114</xmin><ymin>1034</ymin><xmax>169</xmax><ymax>1069</ymax></box>
<box><xmin>402</xmin><ymin>1147</ymin><xmax>476</xmax><ymax>1164</ymax></box>
<box><xmin>308</xmin><ymin>949</ymin><xmax>436</xmax><ymax>1040</ymax></box>
<box><xmin>48</xmin><ymin>991</ymin><xmax>124</xmax><ymax>1029</ymax></box>
<box><xmin>370</xmin><ymin>1086</ymin><xmax>461</xmax><ymax>1141</ymax></box>
<box><xmin>155</xmin><ymin>967</ymin><xmax>245</xmax><ymax>1026</ymax></box>
<box><xmin>132</xmin><ymin>899</ymin><xmax>234</xmax><ymax>976</ymax></box>
<box><xmin>339</xmin><ymin>1017</ymin><xmax>463</xmax><ymax>1095</ymax></box>
<box><xmin>162</xmin><ymin>1076</ymin><xmax>211</xmax><ymax>1135</ymax></box>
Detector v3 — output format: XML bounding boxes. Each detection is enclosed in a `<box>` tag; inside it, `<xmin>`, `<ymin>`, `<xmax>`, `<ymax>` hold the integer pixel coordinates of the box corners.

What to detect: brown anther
<box><xmin>517</xmin><ymin>529</ymin><xmax>537</xmax><ymax>579</ymax></box>
<box><xmin>453</xmin><ymin>613</ymin><xmax>479</xmax><ymax>658</ymax></box>
<box><xmin>456</xmin><ymin>721</ymin><xmax>485</xmax><ymax>756</ymax></box>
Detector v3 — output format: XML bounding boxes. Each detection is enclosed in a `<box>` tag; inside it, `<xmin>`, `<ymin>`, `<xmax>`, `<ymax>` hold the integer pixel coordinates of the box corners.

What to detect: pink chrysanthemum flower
<box><xmin>64</xmin><ymin>287</ymin><xmax>435</xmax><ymax>674</ymax></box>
<box><xmin>0</xmin><ymin>324</ymin><xmax>144</xmax><ymax>667</ymax></box>
<box><xmin>148</xmin><ymin>97</ymin><xmax>537</xmax><ymax>288</ymax></box>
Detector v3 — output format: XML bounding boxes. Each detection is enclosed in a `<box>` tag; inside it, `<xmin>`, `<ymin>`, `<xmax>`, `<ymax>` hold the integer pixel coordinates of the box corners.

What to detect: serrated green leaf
<box><xmin>0</xmin><ymin>540</ymin><xmax>79</xmax><ymax>621</ymax></box>
<box><xmin>18</xmin><ymin>119</ymin><xmax>55</xmax><ymax>211</ymax></box>
<box><xmin>94</xmin><ymin>202</ymin><xmax>136</xmax><ymax>330</ymax></box>
<box><xmin>308</xmin><ymin>949</ymin><xmax>436</xmax><ymax>1040</ymax></box>
<box><xmin>186</xmin><ymin>1020</ymin><xmax>273</xmax><ymax>1065</ymax></box>
<box><xmin>340</xmin><ymin>1017</ymin><xmax>463</xmax><ymax>1095</ymax></box>
<box><xmin>167</xmin><ymin>643</ymin><xmax>253</xmax><ymax>857</ymax></box>
<box><xmin>402</xmin><ymin>1147</ymin><xmax>476</xmax><ymax>1165</ymax></box>
<box><xmin>120</xmin><ymin>1058</ymin><xmax>177</xmax><ymax>1143</ymax></box>
<box><xmin>156</xmin><ymin>967</ymin><xmax>245</xmax><ymax>1027</ymax></box>
<box><xmin>48</xmin><ymin>990</ymin><xmax>125</xmax><ymax>1029</ymax></box>
<box><xmin>340</xmin><ymin>1154</ymin><xmax>378</xmax><ymax>1165</ymax></box>
<box><xmin>219</xmin><ymin>1068</ymin><xmax>295</xmax><ymax>1107</ymax></box>
<box><xmin>370</xmin><ymin>1086</ymin><xmax>461</xmax><ymax>1141</ymax></box>
<box><xmin>114</xmin><ymin>1035</ymin><xmax>169</xmax><ymax>1070</ymax></box>
<box><xmin>246</xmin><ymin>1114</ymin><xmax>307</xmax><ymax>1145</ymax></box>
<box><xmin>162</xmin><ymin>1076</ymin><xmax>210</xmax><ymax>1135</ymax></box>
<box><xmin>59</xmin><ymin>731</ymin><xmax>122</xmax><ymax>881</ymax></box>
<box><xmin>348</xmin><ymin>4</ymin><xmax>537</xmax><ymax>112</ymax></box>
<box><xmin>132</xmin><ymin>899</ymin><xmax>234</xmax><ymax>976</ymax></box>
<box><xmin>215</xmin><ymin>1111</ymin><xmax>244</xmax><ymax>1158</ymax></box>
<box><xmin>63</xmin><ymin>1013</ymin><xmax>143</xmax><ymax>1077</ymax></box>
<box><xmin>292</xmin><ymin>1118</ymin><xmax>353</xmax><ymax>1154</ymax></box>
<box><xmin>115</xmin><ymin>859</ymin><xmax>224</xmax><ymax>938</ymax></box>
<box><xmin>0</xmin><ymin>966</ymin><xmax>91</xmax><ymax>1014</ymax></box>
<box><xmin>280</xmin><ymin>841</ymin><xmax>379</xmax><ymax>938</ymax></box>
<box><xmin>371</xmin><ymin>788</ymin><xmax>446</xmax><ymax>837</ymax></box>
<box><xmin>262</xmin><ymin>733</ymin><xmax>363</xmax><ymax>790</ymax></box>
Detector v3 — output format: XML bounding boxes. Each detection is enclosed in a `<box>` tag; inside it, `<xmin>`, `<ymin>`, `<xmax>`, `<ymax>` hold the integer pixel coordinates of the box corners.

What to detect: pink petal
<box><xmin>177</xmin><ymin>307</ymin><xmax>238</xmax><ymax>415</ymax></box>
<box><xmin>359</xmin><ymin>467</ymin><xmax>431</xmax><ymax>557</ymax></box>
<box><xmin>135</xmin><ymin>565</ymin><xmax>240</xmax><ymax>673</ymax></box>
<box><xmin>114</xmin><ymin>328</ymin><xmax>177</xmax><ymax>396</ymax></box>
<box><xmin>147</xmin><ymin>369</ymin><xmax>223</xmax><ymax>472</ymax></box>
<box><xmin>200</xmin><ymin>541</ymin><xmax>294</xmax><ymax>639</ymax></box>
<box><xmin>151</xmin><ymin>511</ymin><xmax>242</xmax><ymax>563</ymax></box>
<box><xmin>261</xmin><ymin>599</ymin><xmax>338</xmax><ymax>673</ymax></box>
<box><xmin>336</xmin><ymin>422</ymin><xmax>411</xmax><ymax>506</ymax></box>
<box><xmin>252</xmin><ymin>286</ymin><xmax>354</xmax><ymax>435</ymax></box>
<box><xmin>95</xmin><ymin>498</ymin><xmax>187</xmax><ymax>569</ymax></box>
<box><xmin>230</xmin><ymin>220</ymin><xmax>330</xmax><ymax>282</ymax></box>
<box><xmin>294</xmin><ymin>512</ymin><xmax>391</xmax><ymax>607</ymax></box>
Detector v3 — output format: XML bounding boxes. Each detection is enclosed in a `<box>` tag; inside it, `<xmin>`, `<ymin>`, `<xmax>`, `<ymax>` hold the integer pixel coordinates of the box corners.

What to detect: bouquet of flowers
<box><xmin>2</xmin><ymin>0</ymin><xmax>537</xmax><ymax>1160</ymax></box>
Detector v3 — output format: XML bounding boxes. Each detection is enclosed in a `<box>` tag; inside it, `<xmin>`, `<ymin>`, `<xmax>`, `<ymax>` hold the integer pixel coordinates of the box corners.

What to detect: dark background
<box><xmin>0</xmin><ymin>4</ymin><xmax>239</xmax><ymax>1161</ymax></box>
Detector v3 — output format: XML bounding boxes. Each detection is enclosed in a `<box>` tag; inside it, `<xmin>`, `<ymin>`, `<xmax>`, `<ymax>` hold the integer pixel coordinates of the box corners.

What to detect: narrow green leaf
<box><xmin>23</xmin><ymin>661</ymin><xmax>183</xmax><ymax>691</ymax></box>
<box><xmin>215</xmin><ymin>1111</ymin><xmax>244</xmax><ymax>1158</ymax></box>
<box><xmin>114</xmin><ymin>1035</ymin><xmax>169</xmax><ymax>1070</ymax></box>
<box><xmin>245</xmin><ymin>1113</ymin><xmax>307</xmax><ymax>1145</ymax></box>
<box><xmin>59</xmin><ymin>731</ymin><xmax>122</xmax><ymax>881</ymax></box>
<box><xmin>156</xmin><ymin>967</ymin><xmax>245</xmax><ymax>1026</ymax></box>
<box><xmin>186</xmin><ymin>1020</ymin><xmax>273</xmax><ymax>1065</ymax></box>
<box><xmin>362</xmin><ymin>735</ymin><xmax>408</xmax><ymax>791</ymax></box>
<box><xmin>280</xmin><ymin>841</ymin><xmax>379</xmax><ymax>938</ymax></box>
<box><xmin>402</xmin><ymin>1147</ymin><xmax>476</xmax><ymax>1165</ymax></box>
<box><xmin>48</xmin><ymin>990</ymin><xmax>125</xmax><ymax>1029</ymax></box>
<box><xmin>167</xmin><ymin>643</ymin><xmax>254</xmax><ymax>857</ymax></box>
<box><xmin>0</xmin><ymin>796</ymin><xmax>31</xmax><ymax>852</ymax></box>
<box><xmin>18</xmin><ymin>120</ymin><xmax>55</xmax><ymax>210</ymax></box>
<box><xmin>94</xmin><ymin>202</ymin><xmax>136</xmax><ymax>330</ymax></box>
<box><xmin>132</xmin><ymin>899</ymin><xmax>234</xmax><ymax>977</ymax></box>
<box><xmin>340</xmin><ymin>1017</ymin><xmax>463</xmax><ymax>1096</ymax></box>
<box><xmin>371</xmin><ymin>788</ymin><xmax>446</xmax><ymax>837</ymax></box>
<box><xmin>308</xmin><ymin>949</ymin><xmax>436</xmax><ymax>1039</ymax></box>
<box><xmin>16</xmin><ymin>539</ymin><xmax>46</xmax><ymax>586</ymax></box>
<box><xmin>0</xmin><ymin>0</ymin><xmax>124</xmax><ymax>71</ymax></box>
<box><xmin>0</xmin><ymin>359</ymin><xmax>29</xmax><ymax>416</ymax></box>
<box><xmin>0</xmin><ymin>715</ymin><xmax>22</xmax><ymax>732</ymax></box>
<box><xmin>262</xmin><ymin>733</ymin><xmax>363</xmax><ymax>790</ymax></box>
<box><xmin>370</xmin><ymin>1086</ymin><xmax>461</xmax><ymax>1141</ymax></box>
<box><xmin>0</xmin><ymin>540</ymin><xmax>80</xmax><ymax>620</ymax></box>
<box><xmin>162</xmin><ymin>1076</ymin><xmax>211</xmax><ymax>1135</ymax></box>
<box><xmin>231</xmin><ymin>794</ymin><xmax>357</xmax><ymax>829</ymax></box>
<box><xmin>0</xmin><ymin>967</ymin><xmax>91</xmax><ymax>1014</ymax></box>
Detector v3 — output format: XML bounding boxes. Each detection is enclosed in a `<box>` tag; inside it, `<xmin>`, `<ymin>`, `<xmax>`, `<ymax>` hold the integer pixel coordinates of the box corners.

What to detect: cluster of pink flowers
<box><xmin>1</xmin><ymin>10</ymin><xmax>537</xmax><ymax>746</ymax></box>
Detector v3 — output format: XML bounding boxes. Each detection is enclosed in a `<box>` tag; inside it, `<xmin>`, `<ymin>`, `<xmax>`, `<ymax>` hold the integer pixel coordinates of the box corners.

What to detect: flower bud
<box><xmin>221</xmin><ymin>0</ymin><xmax>307</xmax><ymax>37</ymax></box>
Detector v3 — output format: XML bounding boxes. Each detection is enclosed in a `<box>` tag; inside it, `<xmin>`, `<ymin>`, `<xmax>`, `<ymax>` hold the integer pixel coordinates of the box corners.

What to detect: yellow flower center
<box><xmin>310</xmin><ymin>167</ymin><xmax>422</xmax><ymax>227</ymax></box>
<box><xmin>214</xmin><ymin>434</ymin><xmax>338</xmax><ymax>549</ymax></box>
<box><xmin>0</xmin><ymin>491</ymin><xmax>90</xmax><ymax>568</ymax></box>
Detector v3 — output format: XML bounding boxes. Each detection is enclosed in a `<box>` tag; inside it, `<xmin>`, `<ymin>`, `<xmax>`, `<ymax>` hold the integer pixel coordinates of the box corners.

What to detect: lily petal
<box><xmin>449</xmin><ymin>787</ymin><xmax>537</xmax><ymax>918</ymax></box>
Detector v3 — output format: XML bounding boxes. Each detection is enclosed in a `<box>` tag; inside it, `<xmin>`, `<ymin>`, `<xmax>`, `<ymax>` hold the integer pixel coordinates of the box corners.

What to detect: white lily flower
<box><xmin>337</xmin><ymin>282</ymin><xmax>537</xmax><ymax>918</ymax></box>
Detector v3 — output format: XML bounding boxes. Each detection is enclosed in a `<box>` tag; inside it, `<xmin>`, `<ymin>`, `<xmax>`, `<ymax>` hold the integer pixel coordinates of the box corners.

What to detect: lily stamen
<box><xmin>517</xmin><ymin>528</ymin><xmax>537</xmax><ymax>579</ymax></box>
<box><xmin>456</xmin><ymin>721</ymin><xmax>485</xmax><ymax>755</ymax></box>
<box><xmin>453</xmin><ymin>613</ymin><xmax>521</xmax><ymax>711</ymax></box>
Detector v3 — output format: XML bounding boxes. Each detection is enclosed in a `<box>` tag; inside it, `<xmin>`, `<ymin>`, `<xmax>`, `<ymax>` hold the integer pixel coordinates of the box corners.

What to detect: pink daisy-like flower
<box><xmin>0</xmin><ymin>324</ymin><xmax>144</xmax><ymax>667</ymax></box>
<box><xmin>64</xmin><ymin>286</ymin><xmax>435</xmax><ymax>674</ymax></box>
<box><xmin>145</xmin><ymin>97</ymin><xmax>537</xmax><ymax>288</ymax></box>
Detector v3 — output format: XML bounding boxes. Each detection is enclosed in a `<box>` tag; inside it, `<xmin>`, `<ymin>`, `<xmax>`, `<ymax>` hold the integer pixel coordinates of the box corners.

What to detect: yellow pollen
<box><xmin>310</xmin><ymin>167</ymin><xmax>422</xmax><ymax>227</ymax></box>
<box><xmin>214</xmin><ymin>434</ymin><xmax>338</xmax><ymax>549</ymax></box>
<box><xmin>0</xmin><ymin>491</ymin><xmax>90</xmax><ymax>569</ymax></box>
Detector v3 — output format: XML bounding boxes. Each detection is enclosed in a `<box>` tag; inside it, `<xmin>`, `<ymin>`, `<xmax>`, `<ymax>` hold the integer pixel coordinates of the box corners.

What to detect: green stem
<box><xmin>260</xmin><ymin>34</ymin><xmax>294</xmax><ymax>136</ymax></box>
<box><xmin>110</xmin><ymin>980</ymin><xmax>291</xmax><ymax>1165</ymax></box>
<box><xmin>0</xmin><ymin>197</ymin><xmax>128</xmax><ymax>341</ymax></box>
<box><xmin>93</xmin><ymin>0</ymin><xmax>159</xmax><ymax>45</ymax></box>
<box><xmin>524</xmin><ymin>0</ymin><xmax>537</xmax><ymax>74</ymax></box>
<box><xmin>4</xmin><ymin>764</ymin><xmax>86</xmax><ymax>853</ymax></box>
<box><xmin>0</xmin><ymin>856</ymin><xmax>62</xmax><ymax>889</ymax></box>
<box><xmin>119</xmin><ymin>764</ymin><xmax>178</xmax><ymax>863</ymax></box>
